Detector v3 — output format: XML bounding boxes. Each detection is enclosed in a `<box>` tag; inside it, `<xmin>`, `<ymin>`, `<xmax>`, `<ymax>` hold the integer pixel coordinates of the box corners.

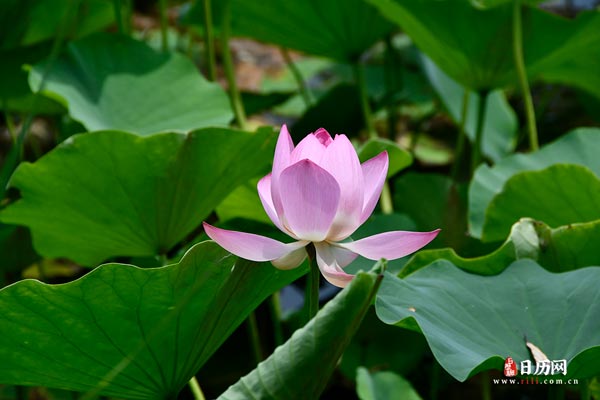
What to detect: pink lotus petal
<box><xmin>327</xmin><ymin>243</ymin><xmax>359</xmax><ymax>267</ymax></box>
<box><xmin>271</xmin><ymin>247</ymin><xmax>307</xmax><ymax>270</ymax></box>
<box><xmin>203</xmin><ymin>222</ymin><xmax>308</xmax><ymax>261</ymax></box>
<box><xmin>337</xmin><ymin>229</ymin><xmax>440</xmax><ymax>260</ymax></box>
<box><xmin>314</xmin><ymin>242</ymin><xmax>355</xmax><ymax>288</ymax></box>
<box><xmin>278</xmin><ymin>160</ymin><xmax>341</xmax><ymax>242</ymax></box>
<box><xmin>360</xmin><ymin>151</ymin><xmax>389</xmax><ymax>224</ymax></box>
<box><xmin>257</xmin><ymin>174</ymin><xmax>289</xmax><ymax>235</ymax></box>
<box><xmin>320</xmin><ymin>134</ymin><xmax>365</xmax><ymax>240</ymax></box>
<box><xmin>313</xmin><ymin>128</ymin><xmax>333</xmax><ymax>146</ymax></box>
<box><xmin>271</xmin><ymin>125</ymin><xmax>295</xmax><ymax>218</ymax></box>
<box><xmin>290</xmin><ymin>133</ymin><xmax>327</xmax><ymax>164</ymax></box>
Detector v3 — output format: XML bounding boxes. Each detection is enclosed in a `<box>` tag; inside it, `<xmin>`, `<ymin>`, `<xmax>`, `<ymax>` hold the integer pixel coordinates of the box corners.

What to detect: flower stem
<box><xmin>513</xmin><ymin>0</ymin><xmax>539</xmax><ymax>151</ymax></box>
<box><xmin>202</xmin><ymin>0</ymin><xmax>217</xmax><ymax>81</ymax></box>
<box><xmin>471</xmin><ymin>90</ymin><xmax>489</xmax><ymax>174</ymax></box>
<box><xmin>221</xmin><ymin>1</ymin><xmax>247</xmax><ymax>129</ymax></box>
<box><xmin>451</xmin><ymin>90</ymin><xmax>471</xmax><ymax>182</ymax></box>
<box><xmin>305</xmin><ymin>243</ymin><xmax>320</xmax><ymax>322</ymax></box>
<box><xmin>281</xmin><ymin>48</ymin><xmax>313</xmax><ymax>107</ymax></box>
<box><xmin>158</xmin><ymin>0</ymin><xmax>169</xmax><ymax>52</ymax></box>
<box><xmin>188</xmin><ymin>376</ymin><xmax>206</xmax><ymax>400</ymax></box>
<box><xmin>246</xmin><ymin>311</ymin><xmax>264</xmax><ymax>363</ymax></box>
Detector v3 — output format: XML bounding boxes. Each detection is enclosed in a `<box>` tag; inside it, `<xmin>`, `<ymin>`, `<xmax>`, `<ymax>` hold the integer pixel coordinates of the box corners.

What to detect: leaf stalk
<box><xmin>513</xmin><ymin>0</ymin><xmax>539</xmax><ymax>151</ymax></box>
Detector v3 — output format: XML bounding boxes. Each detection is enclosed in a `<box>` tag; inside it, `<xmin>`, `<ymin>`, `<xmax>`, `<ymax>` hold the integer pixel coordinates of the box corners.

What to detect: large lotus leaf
<box><xmin>0</xmin><ymin>241</ymin><xmax>306</xmax><ymax>398</ymax></box>
<box><xmin>0</xmin><ymin>128</ymin><xmax>275</xmax><ymax>265</ymax></box>
<box><xmin>0</xmin><ymin>0</ymin><xmax>113</xmax><ymax>50</ymax></box>
<box><xmin>469</xmin><ymin>127</ymin><xmax>600</xmax><ymax>239</ymax></box>
<box><xmin>482</xmin><ymin>164</ymin><xmax>600</xmax><ymax>242</ymax></box>
<box><xmin>376</xmin><ymin>259</ymin><xmax>600</xmax><ymax>381</ymax></box>
<box><xmin>218</xmin><ymin>269</ymin><xmax>382</xmax><ymax>400</ymax></box>
<box><xmin>402</xmin><ymin>218</ymin><xmax>600</xmax><ymax>276</ymax></box>
<box><xmin>365</xmin><ymin>0</ymin><xmax>512</xmax><ymax>90</ymax></box>
<box><xmin>541</xmin><ymin>50</ymin><xmax>600</xmax><ymax>101</ymax></box>
<box><xmin>186</xmin><ymin>0</ymin><xmax>395</xmax><ymax>62</ymax></box>
<box><xmin>529</xmin><ymin>10</ymin><xmax>600</xmax><ymax>101</ymax></box>
<box><xmin>422</xmin><ymin>56</ymin><xmax>517</xmax><ymax>162</ymax></box>
<box><xmin>28</xmin><ymin>33</ymin><xmax>232</xmax><ymax>135</ymax></box>
<box><xmin>366</xmin><ymin>0</ymin><xmax>600</xmax><ymax>95</ymax></box>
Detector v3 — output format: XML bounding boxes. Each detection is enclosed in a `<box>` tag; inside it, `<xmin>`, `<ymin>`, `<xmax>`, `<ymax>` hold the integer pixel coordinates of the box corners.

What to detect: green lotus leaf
<box><xmin>0</xmin><ymin>241</ymin><xmax>307</xmax><ymax>398</ymax></box>
<box><xmin>185</xmin><ymin>0</ymin><xmax>395</xmax><ymax>62</ymax></box>
<box><xmin>218</xmin><ymin>269</ymin><xmax>382</xmax><ymax>400</ymax></box>
<box><xmin>422</xmin><ymin>56</ymin><xmax>517</xmax><ymax>162</ymax></box>
<box><xmin>376</xmin><ymin>259</ymin><xmax>600</xmax><ymax>381</ymax></box>
<box><xmin>482</xmin><ymin>164</ymin><xmax>600</xmax><ymax>242</ymax></box>
<box><xmin>403</xmin><ymin>218</ymin><xmax>600</xmax><ymax>276</ymax></box>
<box><xmin>469</xmin><ymin>128</ymin><xmax>600</xmax><ymax>239</ymax></box>
<box><xmin>29</xmin><ymin>33</ymin><xmax>232</xmax><ymax>135</ymax></box>
<box><xmin>366</xmin><ymin>0</ymin><xmax>600</xmax><ymax>97</ymax></box>
<box><xmin>0</xmin><ymin>128</ymin><xmax>275</xmax><ymax>265</ymax></box>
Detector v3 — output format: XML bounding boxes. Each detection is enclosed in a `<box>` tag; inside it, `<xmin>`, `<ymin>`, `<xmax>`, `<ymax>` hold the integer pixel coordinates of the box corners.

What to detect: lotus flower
<box><xmin>204</xmin><ymin>126</ymin><xmax>439</xmax><ymax>287</ymax></box>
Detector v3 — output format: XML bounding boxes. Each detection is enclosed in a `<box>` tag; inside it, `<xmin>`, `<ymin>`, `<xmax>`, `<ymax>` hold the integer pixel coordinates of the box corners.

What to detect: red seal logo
<box><xmin>504</xmin><ymin>357</ymin><xmax>518</xmax><ymax>377</ymax></box>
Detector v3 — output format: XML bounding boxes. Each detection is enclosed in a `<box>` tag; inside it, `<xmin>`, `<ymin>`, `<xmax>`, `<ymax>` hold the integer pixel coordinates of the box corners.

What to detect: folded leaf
<box><xmin>218</xmin><ymin>269</ymin><xmax>382</xmax><ymax>399</ymax></box>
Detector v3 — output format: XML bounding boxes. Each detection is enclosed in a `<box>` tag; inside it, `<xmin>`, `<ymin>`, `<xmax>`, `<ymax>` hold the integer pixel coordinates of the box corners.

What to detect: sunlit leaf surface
<box><xmin>0</xmin><ymin>128</ymin><xmax>275</xmax><ymax>265</ymax></box>
<box><xmin>0</xmin><ymin>242</ymin><xmax>306</xmax><ymax>398</ymax></box>
<box><xmin>377</xmin><ymin>259</ymin><xmax>600</xmax><ymax>381</ymax></box>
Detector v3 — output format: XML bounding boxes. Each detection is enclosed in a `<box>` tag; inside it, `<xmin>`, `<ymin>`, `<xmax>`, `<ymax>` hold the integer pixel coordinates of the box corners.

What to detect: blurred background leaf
<box><xmin>29</xmin><ymin>33</ymin><xmax>233</xmax><ymax>135</ymax></box>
